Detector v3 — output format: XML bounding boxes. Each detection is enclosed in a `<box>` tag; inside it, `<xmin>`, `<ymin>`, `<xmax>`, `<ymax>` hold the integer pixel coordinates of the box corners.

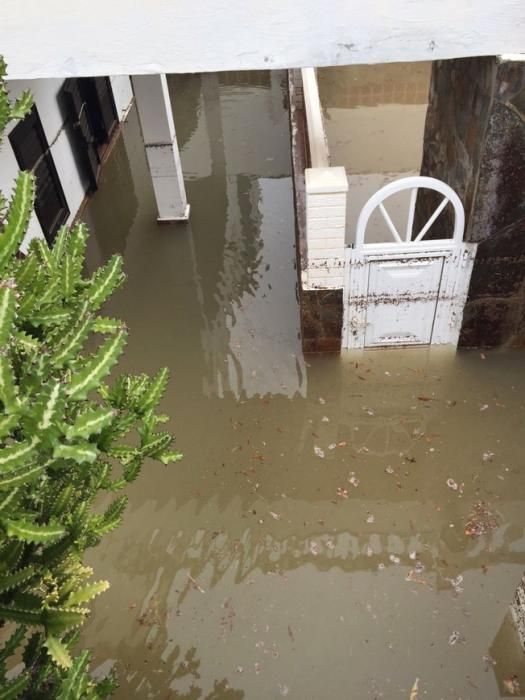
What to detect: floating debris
<box><xmin>409</xmin><ymin>677</ymin><xmax>419</xmax><ymax>700</ymax></box>
<box><xmin>448</xmin><ymin>630</ymin><xmax>464</xmax><ymax>646</ymax></box>
<box><xmin>465</xmin><ymin>501</ymin><xmax>499</xmax><ymax>538</ymax></box>
<box><xmin>482</xmin><ymin>654</ymin><xmax>496</xmax><ymax>671</ymax></box>
<box><xmin>187</xmin><ymin>573</ymin><xmax>205</xmax><ymax>594</ymax></box>
<box><xmin>385</xmin><ymin>465</ymin><xmax>395</xmax><ymax>475</ymax></box>
<box><xmin>405</xmin><ymin>569</ymin><xmax>431</xmax><ymax>587</ymax></box>
<box><xmin>269</xmin><ymin>511</ymin><xmax>281</xmax><ymax>520</ymax></box>
<box><xmin>309</xmin><ymin>541</ymin><xmax>321</xmax><ymax>556</ymax></box>
<box><xmin>366</xmin><ymin>513</ymin><xmax>375</xmax><ymax>524</ymax></box>
<box><xmin>503</xmin><ymin>675</ymin><xmax>521</xmax><ymax>695</ymax></box>
<box><xmin>321</xmin><ymin>416</ymin><xmax>330</xmax><ymax>422</ymax></box>
<box><xmin>328</xmin><ymin>443</ymin><xmax>337</xmax><ymax>450</ymax></box>
<box><xmin>414</xmin><ymin>560</ymin><xmax>425</xmax><ymax>575</ymax></box>
<box><xmin>348</xmin><ymin>473</ymin><xmax>360</xmax><ymax>488</ymax></box>
<box><xmin>278</xmin><ymin>684</ymin><xmax>290</xmax><ymax>696</ymax></box>
<box><xmin>336</xmin><ymin>486</ymin><xmax>349</xmax><ymax>499</ymax></box>
<box><xmin>389</xmin><ymin>554</ymin><xmax>401</xmax><ymax>564</ymax></box>
<box><xmin>314</xmin><ymin>445</ymin><xmax>325</xmax><ymax>458</ymax></box>
<box><xmin>409</xmin><ymin>551</ymin><xmax>417</xmax><ymax>560</ymax></box>
<box><xmin>445</xmin><ymin>574</ymin><xmax>464</xmax><ymax>594</ymax></box>
<box><xmin>446</xmin><ymin>478</ymin><xmax>464</xmax><ymax>494</ymax></box>
<box><xmin>482</xmin><ymin>450</ymin><xmax>495</xmax><ymax>462</ymax></box>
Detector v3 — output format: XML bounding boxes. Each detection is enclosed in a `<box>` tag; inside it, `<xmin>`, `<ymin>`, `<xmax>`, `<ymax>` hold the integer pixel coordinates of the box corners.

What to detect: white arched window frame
<box><xmin>355</xmin><ymin>175</ymin><xmax>465</xmax><ymax>250</ymax></box>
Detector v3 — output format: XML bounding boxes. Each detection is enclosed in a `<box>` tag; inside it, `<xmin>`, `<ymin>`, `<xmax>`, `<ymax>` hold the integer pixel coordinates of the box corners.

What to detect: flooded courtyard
<box><xmin>80</xmin><ymin>70</ymin><xmax>525</xmax><ymax>698</ymax></box>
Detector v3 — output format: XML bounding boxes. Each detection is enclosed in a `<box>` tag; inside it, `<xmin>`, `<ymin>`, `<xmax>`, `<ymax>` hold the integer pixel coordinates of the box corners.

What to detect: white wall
<box><xmin>0</xmin><ymin>79</ymin><xmax>87</xmax><ymax>247</ymax></box>
<box><xmin>0</xmin><ymin>77</ymin><xmax>131</xmax><ymax>249</ymax></box>
<box><xmin>1</xmin><ymin>0</ymin><xmax>524</xmax><ymax>79</ymax></box>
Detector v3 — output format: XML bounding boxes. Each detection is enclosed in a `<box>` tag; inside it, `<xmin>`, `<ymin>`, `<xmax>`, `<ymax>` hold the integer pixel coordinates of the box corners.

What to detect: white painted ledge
<box><xmin>2</xmin><ymin>0</ymin><xmax>524</xmax><ymax>79</ymax></box>
<box><xmin>305</xmin><ymin>167</ymin><xmax>348</xmax><ymax>194</ymax></box>
<box><xmin>302</xmin><ymin>68</ymin><xmax>330</xmax><ymax>169</ymax></box>
<box><xmin>157</xmin><ymin>204</ymin><xmax>191</xmax><ymax>222</ymax></box>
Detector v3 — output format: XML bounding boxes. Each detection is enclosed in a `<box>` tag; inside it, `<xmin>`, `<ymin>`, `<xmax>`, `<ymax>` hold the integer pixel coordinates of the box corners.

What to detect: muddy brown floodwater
<box><xmin>81</xmin><ymin>70</ymin><xmax>525</xmax><ymax>698</ymax></box>
<box><xmin>317</xmin><ymin>62</ymin><xmax>432</xmax><ymax>246</ymax></box>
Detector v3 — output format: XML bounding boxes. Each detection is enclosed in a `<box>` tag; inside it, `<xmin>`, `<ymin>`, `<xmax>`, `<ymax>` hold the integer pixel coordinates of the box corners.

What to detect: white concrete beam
<box><xmin>132</xmin><ymin>74</ymin><xmax>189</xmax><ymax>222</ymax></box>
<box><xmin>1</xmin><ymin>1</ymin><xmax>524</xmax><ymax>80</ymax></box>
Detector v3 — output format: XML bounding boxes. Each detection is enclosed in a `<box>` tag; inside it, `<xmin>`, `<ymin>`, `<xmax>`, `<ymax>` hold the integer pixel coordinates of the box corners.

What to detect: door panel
<box><xmin>364</xmin><ymin>257</ymin><xmax>444</xmax><ymax>346</ymax></box>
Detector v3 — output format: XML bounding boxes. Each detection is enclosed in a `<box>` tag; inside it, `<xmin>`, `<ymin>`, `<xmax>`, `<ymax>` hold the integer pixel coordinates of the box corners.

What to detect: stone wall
<box><xmin>288</xmin><ymin>70</ymin><xmax>344</xmax><ymax>353</ymax></box>
<box><xmin>419</xmin><ymin>56</ymin><xmax>525</xmax><ymax>346</ymax></box>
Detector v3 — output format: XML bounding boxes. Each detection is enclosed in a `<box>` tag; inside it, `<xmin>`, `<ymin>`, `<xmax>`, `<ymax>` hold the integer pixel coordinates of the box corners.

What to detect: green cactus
<box><xmin>0</xmin><ymin>59</ymin><xmax>180</xmax><ymax>697</ymax></box>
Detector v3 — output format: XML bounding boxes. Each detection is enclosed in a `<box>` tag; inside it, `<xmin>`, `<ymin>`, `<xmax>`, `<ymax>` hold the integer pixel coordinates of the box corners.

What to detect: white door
<box><xmin>364</xmin><ymin>256</ymin><xmax>444</xmax><ymax>346</ymax></box>
<box><xmin>343</xmin><ymin>176</ymin><xmax>478</xmax><ymax>350</ymax></box>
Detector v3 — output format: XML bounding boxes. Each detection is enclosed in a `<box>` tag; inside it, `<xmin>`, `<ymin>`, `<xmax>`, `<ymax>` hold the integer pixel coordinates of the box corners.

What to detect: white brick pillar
<box><xmin>132</xmin><ymin>74</ymin><xmax>190</xmax><ymax>221</ymax></box>
<box><xmin>304</xmin><ymin>166</ymin><xmax>348</xmax><ymax>288</ymax></box>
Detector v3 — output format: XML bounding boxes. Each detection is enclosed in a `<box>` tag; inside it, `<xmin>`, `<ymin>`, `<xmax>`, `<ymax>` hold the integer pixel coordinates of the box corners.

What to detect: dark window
<box><xmin>9</xmin><ymin>106</ymin><xmax>69</xmax><ymax>245</ymax></box>
<box><xmin>61</xmin><ymin>77</ymin><xmax>118</xmax><ymax>195</ymax></box>
<box><xmin>81</xmin><ymin>77</ymin><xmax>118</xmax><ymax>146</ymax></box>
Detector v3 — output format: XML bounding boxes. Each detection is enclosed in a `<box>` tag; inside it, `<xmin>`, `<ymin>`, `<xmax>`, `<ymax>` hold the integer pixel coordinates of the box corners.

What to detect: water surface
<box><xmin>317</xmin><ymin>63</ymin><xmax>431</xmax><ymax>245</ymax></box>
<box><xmin>82</xmin><ymin>70</ymin><xmax>525</xmax><ymax>699</ymax></box>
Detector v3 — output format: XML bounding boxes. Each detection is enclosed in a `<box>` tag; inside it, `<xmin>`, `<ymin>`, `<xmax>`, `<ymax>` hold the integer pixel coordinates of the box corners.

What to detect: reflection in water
<box><xmin>82</xmin><ymin>71</ymin><xmax>525</xmax><ymax>698</ymax></box>
<box><xmin>318</xmin><ymin>62</ymin><xmax>431</xmax><ymax>245</ymax></box>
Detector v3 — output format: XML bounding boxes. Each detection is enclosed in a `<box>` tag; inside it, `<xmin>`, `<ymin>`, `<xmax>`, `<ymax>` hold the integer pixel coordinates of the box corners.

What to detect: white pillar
<box><xmin>304</xmin><ymin>166</ymin><xmax>348</xmax><ymax>289</ymax></box>
<box><xmin>132</xmin><ymin>73</ymin><xmax>190</xmax><ymax>221</ymax></box>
